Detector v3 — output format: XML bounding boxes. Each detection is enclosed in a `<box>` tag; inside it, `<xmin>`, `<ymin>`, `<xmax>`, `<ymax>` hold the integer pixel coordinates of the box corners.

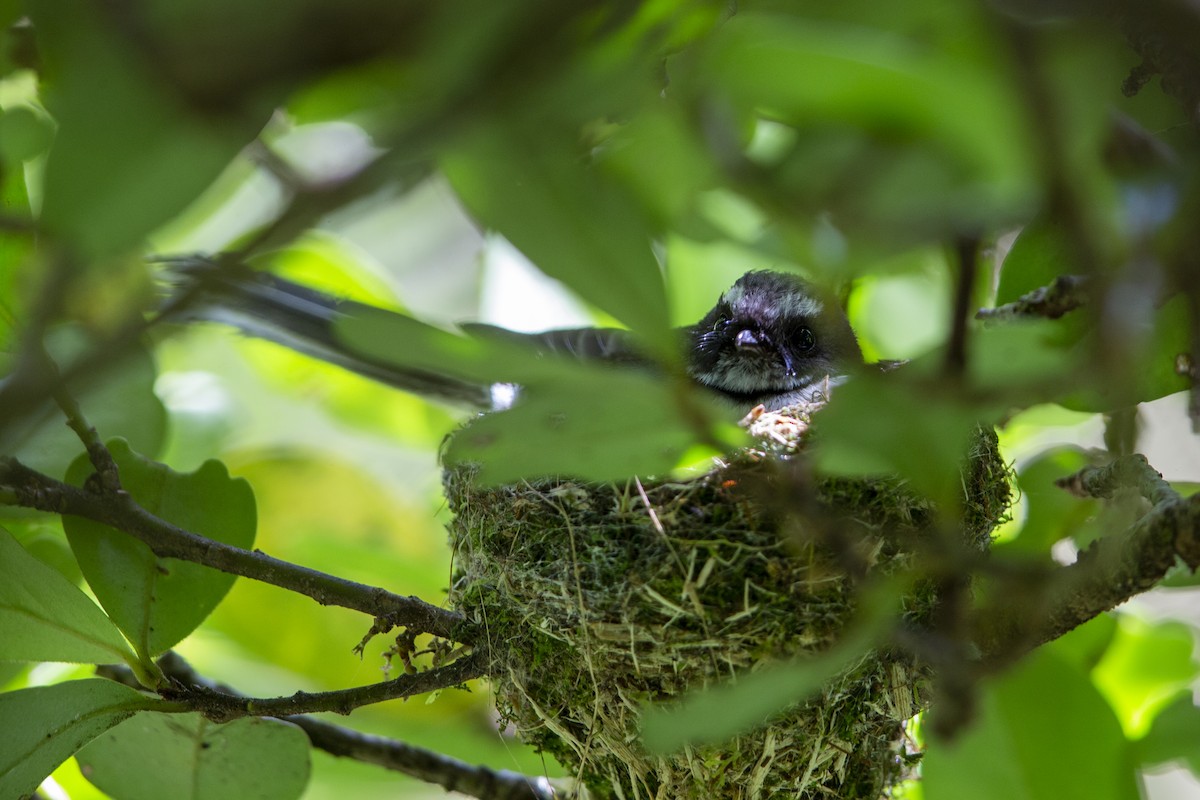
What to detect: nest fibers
<box><xmin>445</xmin><ymin>404</ymin><xmax>1010</xmax><ymax>800</ymax></box>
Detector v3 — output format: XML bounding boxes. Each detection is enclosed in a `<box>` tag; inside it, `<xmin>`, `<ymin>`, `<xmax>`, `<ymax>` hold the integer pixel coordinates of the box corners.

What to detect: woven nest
<box><xmin>445</xmin><ymin>404</ymin><xmax>1010</xmax><ymax>800</ymax></box>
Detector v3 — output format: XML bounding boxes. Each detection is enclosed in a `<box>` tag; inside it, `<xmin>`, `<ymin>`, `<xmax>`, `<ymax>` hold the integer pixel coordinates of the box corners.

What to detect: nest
<box><xmin>445</xmin><ymin>404</ymin><xmax>1010</xmax><ymax>800</ymax></box>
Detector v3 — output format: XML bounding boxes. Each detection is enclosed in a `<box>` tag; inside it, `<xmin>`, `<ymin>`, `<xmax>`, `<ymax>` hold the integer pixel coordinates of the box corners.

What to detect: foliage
<box><xmin>1</xmin><ymin>1</ymin><xmax>1199</xmax><ymax>799</ymax></box>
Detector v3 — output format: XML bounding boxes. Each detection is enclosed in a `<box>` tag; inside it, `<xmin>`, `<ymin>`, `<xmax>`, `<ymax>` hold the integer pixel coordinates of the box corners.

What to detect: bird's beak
<box><xmin>734</xmin><ymin>328</ymin><xmax>761</xmax><ymax>349</ymax></box>
<box><xmin>734</xmin><ymin>328</ymin><xmax>796</xmax><ymax>378</ymax></box>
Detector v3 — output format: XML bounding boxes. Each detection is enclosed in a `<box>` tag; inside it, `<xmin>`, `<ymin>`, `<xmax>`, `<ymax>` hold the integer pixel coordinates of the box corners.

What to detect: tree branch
<box><xmin>975</xmin><ymin>455</ymin><xmax>1199</xmax><ymax>665</ymax></box>
<box><xmin>975</xmin><ymin>275</ymin><xmax>1088</xmax><ymax>323</ymax></box>
<box><xmin>162</xmin><ymin>651</ymin><xmax>488</xmax><ymax>722</ymax></box>
<box><xmin>0</xmin><ymin>457</ymin><xmax>478</xmax><ymax>644</ymax></box>
<box><xmin>99</xmin><ymin>653</ymin><xmax>553</xmax><ymax>800</ymax></box>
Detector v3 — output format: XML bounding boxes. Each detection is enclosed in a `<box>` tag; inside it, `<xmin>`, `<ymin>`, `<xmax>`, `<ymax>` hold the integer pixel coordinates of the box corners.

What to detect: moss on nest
<box><xmin>445</xmin><ymin>404</ymin><xmax>1011</xmax><ymax>800</ymax></box>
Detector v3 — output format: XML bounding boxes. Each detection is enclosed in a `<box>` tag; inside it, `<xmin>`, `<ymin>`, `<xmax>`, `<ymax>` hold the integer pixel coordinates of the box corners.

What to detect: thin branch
<box><xmin>945</xmin><ymin>235</ymin><xmax>979</xmax><ymax>378</ymax></box>
<box><xmin>975</xmin><ymin>275</ymin><xmax>1088</xmax><ymax>323</ymax></box>
<box><xmin>43</xmin><ymin>354</ymin><xmax>124</xmax><ymax>493</ymax></box>
<box><xmin>162</xmin><ymin>651</ymin><xmax>487</xmax><ymax>722</ymax></box>
<box><xmin>1055</xmin><ymin>453</ymin><xmax>1180</xmax><ymax>506</ymax></box>
<box><xmin>99</xmin><ymin>653</ymin><xmax>554</xmax><ymax>800</ymax></box>
<box><xmin>294</xmin><ymin>715</ymin><xmax>557</xmax><ymax>800</ymax></box>
<box><xmin>0</xmin><ymin>457</ymin><xmax>478</xmax><ymax>644</ymax></box>
<box><xmin>975</xmin><ymin>455</ymin><xmax>1198</xmax><ymax>665</ymax></box>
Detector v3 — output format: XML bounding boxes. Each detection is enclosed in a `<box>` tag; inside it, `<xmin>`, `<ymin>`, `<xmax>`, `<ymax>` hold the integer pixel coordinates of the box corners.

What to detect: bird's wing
<box><xmin>461</xmin><ymin>323</ymin><xmax>646</xmax><ymax>365</ymax></box>
<box><xmin>159</xmin><ymin>257</ymin><xmax>494</xmax><ymax>409</ymax></box>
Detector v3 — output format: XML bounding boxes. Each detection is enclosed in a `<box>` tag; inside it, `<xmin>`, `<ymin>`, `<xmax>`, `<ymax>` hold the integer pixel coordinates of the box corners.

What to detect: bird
<box><xmin>160</xmin><ymin>259</ymin><xmax>862</xmax><ymax>413</ymax></box>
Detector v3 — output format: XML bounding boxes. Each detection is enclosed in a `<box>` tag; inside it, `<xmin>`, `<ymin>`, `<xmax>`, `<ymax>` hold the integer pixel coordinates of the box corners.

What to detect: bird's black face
<box><xmin>686</xmin><ymin>271</ymin><xmax>861</xmax><ymax>408</ymax></box>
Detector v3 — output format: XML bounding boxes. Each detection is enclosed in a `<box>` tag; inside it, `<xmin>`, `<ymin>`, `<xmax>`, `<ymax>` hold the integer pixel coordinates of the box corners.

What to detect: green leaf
<box><xmin>1046</xmin><ymin>613</ymin><xmax>1117</xmax><ymax>673</ymax></box>
<box><xmin>1134</xmin><ymin>694</ymin><xmax>1200</xmax><ymax>775</ymax></box>
<box><xmin>0</xmin><ymin>330</ymin><xmax>166</xmax><ymax>480</ymax></box>
<box><xmin>993</xmin><ymin>447</ymin><xmax>1097</xmax><ymax>557</ymax></box>
<box><xmin>30</xmin><ymin>2</ymin><xmax>253</xmax><ymax>257</ymax></box>
<box><xmin>640</xmin><ymin>589</ymin><xmax>896</xmax><ymax>753</ymax></box>
<box><xmin>1091</xmin><ymin>616</ymin><xmax>1199</xmax><ymax>737</ymax></box>
<box><xmin>694</xmin><ymin>10</ymin><xmax>1032</xmax><ymax>234</ymax></box>
<box><xmin>923</xmin><ymin>649</ymin><xmax>1138</xmax><ymax>800</ymax></box>
<box><xmin>811</xmin><ymin>370</ymin><xmax>988</xmax><ymax>509</ymax></box>
<box><xmin>0</xmin><ymin>105</ymin><xmax>55</xmax><ymax>165</ymax></box>
<box><xmin>996</xmin><ymin>222</ymin><xmax>1076</xmax><ymax>306</ymax></box>
<box><xmin>0</xmin><ymin>526</ymin><xmax>136</xmax><ymax>667</ymax></box>
<box><xmin>78</xmin><ymin>712</ymin><xmax>311</xmax><ymax>800</ymax></box>
<box><xmin>337</xmin><ymin>304</ymin><xmax>731</xmax><ymax>481</ymax></box>
<box><xmin>0</xmin><ymin>679</ymin><xmax>160</xmax><ymax>799</ymax></box>
<box><xmin>441</xmin><ymin>123</ymin><xmax>672</xmax><ymax>349</ymax></box>
<box><xmin>445</xmin><ymin>369</ymin><xmax>731</xmax><ymax>483</ymax></box>
<box><xmin>63</xmin><ymin>440</ymin><xmax>256</xmax><ymax>659</ymax></box>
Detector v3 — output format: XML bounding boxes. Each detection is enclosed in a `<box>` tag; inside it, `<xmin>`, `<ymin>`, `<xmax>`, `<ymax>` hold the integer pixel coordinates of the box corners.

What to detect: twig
<box><xmin>0</xmin><ymin>457</ymin><xmax>478</xmax><ymax>644</ymax></box>
<box><xmin>945</xmin><ymin>235</ymin><xmax>979</xmax><ymax>378</ymax></box>
<box><xmin>163</xmin><ymin>651</ymin><xmax>487</xmax><ymax>722</ymax></box>
<box><xmin>1054</xmin><ymin>453</ymin><xmax>1179</xmax><ymax>506</ymax></box>
<box><xmin>43</xmin><ymin>354</ymin><xmax>124</xmax><ymax>492</ymax></box>
<box><xmin>99</xmin><ymin>653</ymin><xmax>554</xmax><ymax>800</ymax></box>
<box><xmin>975</xmin><ymin>275</ymin><xmax>1088</xmax><ymax>323</ymax></box>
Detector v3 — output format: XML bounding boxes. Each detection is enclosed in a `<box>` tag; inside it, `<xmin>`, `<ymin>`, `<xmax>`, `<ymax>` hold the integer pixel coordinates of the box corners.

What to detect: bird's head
<box><xmin>686</xmin><ymin>271</ymin><xmax>862</xmax><ymax>408</ymax></box>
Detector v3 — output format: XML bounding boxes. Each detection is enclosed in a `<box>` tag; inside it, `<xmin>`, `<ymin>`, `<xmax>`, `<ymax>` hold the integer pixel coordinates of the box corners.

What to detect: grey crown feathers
<box><xmin>164</xmin><ymin>261</ymin><xmax>862</xmax><ymax>412</ymax></box>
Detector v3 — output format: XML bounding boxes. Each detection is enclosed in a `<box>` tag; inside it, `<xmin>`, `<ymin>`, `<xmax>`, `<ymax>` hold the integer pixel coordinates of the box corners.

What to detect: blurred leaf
<box><xmin>78</xmin><ymin>713</ymin><xmax>311</xmax><ymax>800</ymax></box>
<box><xmin>337</xmin><ymin>303</ymin><xmax>602</xmax><ymax>388</ymax></box>
<box><xmin>1047</xmin><ymin>612</ymin><xmax>1117</xmax><ymax>673</ymax></box>
<box><xmin>601</xmin><ymin>105</ymin><xmax>718</xmax><ymax>228</ymax></box>
<box><xmin>1134</xmin><ymin>693</ymin><xmax>1200</xmax><ymax>775</ymax></box>
<box><xmin>0</xmin><ymin>526</ymin><xmax>135</xmax><ymax>667</ymax></box>
<box><xmin>969</xmin><ymin>320</ymin><xmax>1082</xmax><ymax>394</ymax></box>
<box><xmin>442</xmin><ymin>123</ymin><xmax>672</xmax><ymax>348</ymax></box>
<box><xmin>1091</xmin><ymin>616</ymin><xmax>1198</xmax><ymax>738</ymax></box>
<box><xmin>0</xmin><ymin>679</ymin><xmax>159</xmax><ymax>799</ymax></box>
<box><xmin>811</xmin><ymin>370</ymin><xmax>987</xmax><ymax>508</ymax></box>
<box><xmin>996</xmin><ymin>222</ymin><xmax>1076</xmax><ymax>306</ymax></box>
<box><xmin>0</xmin><ymin>330</ymin><xmax>166</xmax><ymax>479</ymax></box>
<box><xmin>263</xmin><ymin>230</ymin><xmax>398</xmax><ymax>307</ymax></box>
<box><xmin>993</xmin><ymin>447</ymin><xmax>1096</xmax><ymax>557</ymax></box>
<box><xmin>64</xmin><ymin>440</ymin><xmax>256</xmax><ymax>659</ymax></box>
<box><xmin>692</xmin><ymin>10</ymin><xmax>1032</xmax><ymax>236</ymax></box>
<box><xmin>446</xmin><ymin>369</ymin><xmax>735</xmax><ymax>483</ymax></box>
<box><xmin>0</xmin><ymin>104</ymin><xmax>54</xmax><ymax>165</ymax></box>
<box><xmin>1058</xmin><ymin>293</ymin><xmax>1191</xmax><ymax>412</ymax></box>
<box><xmin>923</xmin><ymin>649</ymin><xmax>1138</xmax><ymax>800</ymax></box>
<box><xmin>640</xmin><ymin>589</ymin><xmax>896</xmax><ymax>753</ymax></box>
<box><xmin>30</xmin><ymin>3</ymin><xmax>255</xmax><ymax>257</ymax></box>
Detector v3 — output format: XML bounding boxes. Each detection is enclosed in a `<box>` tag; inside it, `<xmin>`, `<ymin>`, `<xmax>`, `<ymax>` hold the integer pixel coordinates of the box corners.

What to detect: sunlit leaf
<box><xmin>78</xmin><ymin>713</ymin><xmax>311</xmax><ymax>800</ymax></box>
<box><xmin>1091</xmin><ymin>616</ymin><xmax>1199</xmax><ymax>738</ymax></box>
<box><xmin>0</xmin><ymin>679</ymin><xmax>161</xmax><ymax>799</ymax></box>
<box><xmin>923</xmin><ymin>649</ymin><xmax>1138</xmax><ymax>800</ymax></box>
<box><xmin>0</xmin><ymin>527</ymin><xmax>135</xmax><ymax>667</ymax></box>
<box><xmin>63</xmin><ymin>440</ymin><xmax>256</xmax><ymax>659</ymax></box>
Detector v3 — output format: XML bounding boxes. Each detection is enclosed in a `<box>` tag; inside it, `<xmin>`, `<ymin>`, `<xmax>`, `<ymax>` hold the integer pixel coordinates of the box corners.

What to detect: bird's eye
<box><xmin>796</xmin><ymin>327</ymin><xmax>816</xmax><ymax>352</ymax></box>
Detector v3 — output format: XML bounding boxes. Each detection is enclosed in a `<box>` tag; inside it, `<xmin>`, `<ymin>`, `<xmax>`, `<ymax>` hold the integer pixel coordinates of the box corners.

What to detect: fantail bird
<box><xmin>161</xmin><ymin>260</ymin><xmax>862</xmax><ymax>412</ymax></box>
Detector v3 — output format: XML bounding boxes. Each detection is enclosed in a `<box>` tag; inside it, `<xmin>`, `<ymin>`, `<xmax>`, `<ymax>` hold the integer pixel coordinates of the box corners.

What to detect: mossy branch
<box><xmin>974</xmin><ymin>454</ymin><xmax>1200</xmax><ymax>666</ymax></box>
